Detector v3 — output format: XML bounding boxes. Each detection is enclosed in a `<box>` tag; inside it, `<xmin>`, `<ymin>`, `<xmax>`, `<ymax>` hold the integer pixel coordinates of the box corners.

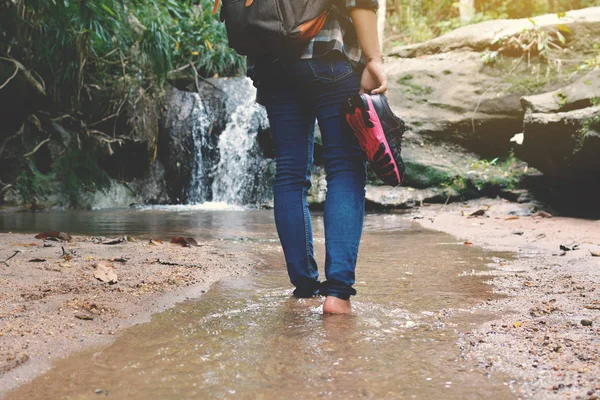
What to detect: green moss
<box><xmin>396</xmin><ymin>74</ymin><xmax>435</xmax><ymax>96</ymax></box>
<box><xmin>554</xmin><ymin>91</ymin><xmax>568</xmax><ymax>109</ymax></box>
<box><xmin>403</xmin><ymin>162</ymin><xmax>453</xmax><ymax>188</ymax></box>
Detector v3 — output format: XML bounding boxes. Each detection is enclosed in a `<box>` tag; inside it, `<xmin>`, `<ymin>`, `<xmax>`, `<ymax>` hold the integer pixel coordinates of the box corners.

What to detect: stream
<box><xmin>2</xmin><ymin>206</ymin><xmax>515</xmax><ymax>399</ymax></box>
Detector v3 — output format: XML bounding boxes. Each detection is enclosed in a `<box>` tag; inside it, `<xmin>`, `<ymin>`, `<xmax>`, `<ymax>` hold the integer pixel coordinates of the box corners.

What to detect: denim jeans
<box><xmin>254</xmin><ymin>53</ymin><xmax>366</xmax><ymax>300</ymax></box>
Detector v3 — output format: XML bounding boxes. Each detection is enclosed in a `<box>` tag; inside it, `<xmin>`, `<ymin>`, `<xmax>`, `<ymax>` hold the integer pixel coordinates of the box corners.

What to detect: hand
<box><xmin>360</xmin><ymin>59</ymin><xmax>387</xmax><ymax>95</ymax></box>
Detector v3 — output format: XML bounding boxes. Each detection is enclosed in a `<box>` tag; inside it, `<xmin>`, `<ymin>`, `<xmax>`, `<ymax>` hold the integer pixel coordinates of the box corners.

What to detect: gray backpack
<box><xmin>212</xmin><ymin>0</ymin><xmax>331</xmax><ymax>56</ymax></box>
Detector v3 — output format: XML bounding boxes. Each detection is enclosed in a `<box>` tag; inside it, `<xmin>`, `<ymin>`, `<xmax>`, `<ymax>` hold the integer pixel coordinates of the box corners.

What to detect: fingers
<box><xmin>370</xmin><ymin>77</ymin><xmax>388</xmax><ymax>95</ymax></box>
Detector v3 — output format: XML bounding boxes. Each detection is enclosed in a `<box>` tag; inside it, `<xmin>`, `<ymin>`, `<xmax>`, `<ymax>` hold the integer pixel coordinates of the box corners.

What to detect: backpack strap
<box><xmin>212</xmin><ymin>0</ymin><xmax>254</xmax><ymax>15</ymax></box>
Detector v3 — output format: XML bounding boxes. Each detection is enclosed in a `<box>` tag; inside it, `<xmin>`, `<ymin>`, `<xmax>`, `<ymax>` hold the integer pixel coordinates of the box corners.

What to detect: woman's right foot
<box><xmin>323</xmin><ymin>296</ymin><xmax>352</xmax><ymax>314</ymax></box>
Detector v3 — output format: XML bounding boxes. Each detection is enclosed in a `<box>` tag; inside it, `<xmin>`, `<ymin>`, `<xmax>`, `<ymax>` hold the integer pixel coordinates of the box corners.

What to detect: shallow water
<box><xmin>4</xmin><ymin>208</ymin><xmax>515</xmax><ymax>399</ymax></box>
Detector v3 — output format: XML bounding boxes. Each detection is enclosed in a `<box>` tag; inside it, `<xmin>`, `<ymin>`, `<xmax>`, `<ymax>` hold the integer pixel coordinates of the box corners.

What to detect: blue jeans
<box><xmin>255</xmin><ymin>53</ymin><xmax>366</xmax><ymax>300</ymax></box>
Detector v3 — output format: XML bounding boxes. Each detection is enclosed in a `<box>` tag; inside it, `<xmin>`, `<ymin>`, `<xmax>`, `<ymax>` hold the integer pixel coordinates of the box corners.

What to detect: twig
<box><xmin>1</xmin><ymin>250</ymin><xmax>21</xmax><ymax>266</ymax></box>
<box><xmin>23</xmin><ymin>136</ymin><xmax>51</xmax><ymax>158</ymax></box>
<box><xmin>152</xmin><ymin>258</ymin><xmax>204</xmax><ymax>269</ymax></box>
<box><xmin>189</xmin><ymin>62</ymin><xmax>226</xmax><ymax>94</ymax></box>
<box><xmin>0</xmin><ymin>61</ymin><xmax>19</xmax><ymax>90</ymax></box>
<box><xmin>472</xmin><ymin>56</ymin><xmax>523</xmax><ymax>133</ymax></box>
<box><xmin>0</xmin><ymin>123</ymin><xmax>24</xmax><ymax>159</ymax></box>
<box><xmin>90</xmin><ymin>113</ymin><xmax>119</xmax><ymax>127</ymax></box>
<box><xmin>112</xmin><ymin>93</ymin><xmax>129</xmax><ymax>137</ymax></box>
<box><xmin>0</xmin><ymin>56</ymin><xmax>46</xmax><ymax>96</ymax></box>
<box><xmin>190</xmin><ymin>63</ymin><xmax>201</xmax><ymax>93</ymax></box>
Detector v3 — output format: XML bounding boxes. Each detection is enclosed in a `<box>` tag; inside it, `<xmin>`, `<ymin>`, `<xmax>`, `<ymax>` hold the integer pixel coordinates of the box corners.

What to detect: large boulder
<box><xmin>385</xmin><ymin>7</ymin><xmax>600</xmax><ymax>157</ymax></box>
<box><xmin>519</xmin><ymin>72</ymin><xmax>600</xmax><ymax>180</ymax></box>
<box><xmin>389</xmin><ymin>7</ymin><xmax>600</xmax><ymax>58</ymax></box>
<box><xmin>385</xmin><ymin>52</ymin><xmax>524</xmax><ymax>156</ymax></box>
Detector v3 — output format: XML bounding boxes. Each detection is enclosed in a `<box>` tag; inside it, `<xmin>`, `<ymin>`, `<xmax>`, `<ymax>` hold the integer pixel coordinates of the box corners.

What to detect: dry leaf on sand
<box><xmin>93</xmin><ymin>262</ymin><xmax>118</xmax><ymax>284</ymax></box>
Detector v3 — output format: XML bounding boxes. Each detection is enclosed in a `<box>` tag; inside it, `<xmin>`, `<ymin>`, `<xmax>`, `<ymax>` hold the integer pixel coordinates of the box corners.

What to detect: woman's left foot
<box><xmin>323</xmin><ymin>296</ymin><xmax>352</xmax><ymax>314</ymax></box>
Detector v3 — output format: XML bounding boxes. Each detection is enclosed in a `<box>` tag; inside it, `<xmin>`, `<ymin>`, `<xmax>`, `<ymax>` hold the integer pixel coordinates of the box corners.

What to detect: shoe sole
<box><xmin>345</xmin><ymin>94</ymin><xmax>406</xmax><ymax>186</ymax></box>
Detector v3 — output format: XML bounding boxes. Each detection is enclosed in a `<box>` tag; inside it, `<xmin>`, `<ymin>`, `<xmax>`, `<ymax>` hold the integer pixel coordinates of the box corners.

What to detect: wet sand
<box><xmin>0</xmin><ymin>233</ymin><xmax>252</xmax><ymax>397</ymax></box>
<box><xmin>412</xmin><ymin>198</ymin><xmax>600</xmax><ymax>399</ymax></box>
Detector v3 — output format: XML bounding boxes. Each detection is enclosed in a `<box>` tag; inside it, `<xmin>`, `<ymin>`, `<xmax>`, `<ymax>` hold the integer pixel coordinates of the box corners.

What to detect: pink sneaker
<box><xmin>345</xmin><ymin>93</ymin><xmax>407</xmax><ymax>187</ymax></box>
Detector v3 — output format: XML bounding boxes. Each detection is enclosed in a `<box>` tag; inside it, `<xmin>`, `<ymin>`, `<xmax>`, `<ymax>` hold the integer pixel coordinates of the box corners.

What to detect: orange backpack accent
<box><xmin>213</xmin><ymin>0</ymin><xmax>331</xmax><ymax>56</ymax></box>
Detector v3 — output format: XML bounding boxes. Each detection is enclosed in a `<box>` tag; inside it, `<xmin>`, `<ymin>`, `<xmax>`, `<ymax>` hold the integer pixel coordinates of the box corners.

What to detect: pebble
<box><xmin>581</xmin><ymin>319</ymin><xmax>593</xmax><ymax>327</ymax></box>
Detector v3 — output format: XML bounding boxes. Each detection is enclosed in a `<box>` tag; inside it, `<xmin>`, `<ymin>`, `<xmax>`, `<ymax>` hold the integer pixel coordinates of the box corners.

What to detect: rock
<box><xmin>389</xmin><ymin>8</ymin><xmax>600</xmax><ymax>58</ymax></box>
<box><xmin>160</xmin><ymin>79</ymin><xmax>272</xmax><ymax>206</ymax></box>
<box><xmin>519</xmin><ymin>104</ymin><xmax>600</xmax><ymax>179</ymax></box>
<box><xmin>581</xmin><ymin>319</ymin><xmax>593</xmax><ymax>327</ymax></box>
<box><xmin>386</xmin><ymin>51</ymin><xmax>526</xmax><ymax>156</ymax></box>
<box><xmin>365</xmin><ymin>186</ymin><xmax>451</xmax><ymax>209</ymax></box>
<box><xmin>521</xmin><ymin>71</ymin><xmax>600</xmax><ymax>114</ymax></box>
<box><xmin>385</xmin><ymin>8</ymin><xmax>600</xmax><ymax>157</ymax></box>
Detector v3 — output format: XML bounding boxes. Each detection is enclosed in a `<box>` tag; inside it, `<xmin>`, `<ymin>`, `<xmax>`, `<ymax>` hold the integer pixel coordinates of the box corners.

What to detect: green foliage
<box><xmin>579</xmin><ymin>113</ymin><xmax>600</xmax><ymax>137</ymax></box>
<box><xmin>52</xmin><ymin>147</ymin><xmax>110</xmax><ymax>207</ymax></box>
<box><xmin>386</xmin><ymin>0</ymin><xmax>600</xmax><ymax>48</ymax></box>
<box><xmin>0</xmin><ymin>0</ymin><xmax>243</xmax><ymax>111</ymax></box>
<box><xmin>15</xmin><ymin>162</ymin><xmax>55</xmax><ymax>210</ymax></box>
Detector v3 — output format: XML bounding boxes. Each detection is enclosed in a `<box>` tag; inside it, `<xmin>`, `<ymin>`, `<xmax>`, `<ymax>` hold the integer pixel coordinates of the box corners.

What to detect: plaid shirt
<box><xmin>299</xmin><ymin>0</ymin><xmax>379</xmax><ymax>66</ymax></box>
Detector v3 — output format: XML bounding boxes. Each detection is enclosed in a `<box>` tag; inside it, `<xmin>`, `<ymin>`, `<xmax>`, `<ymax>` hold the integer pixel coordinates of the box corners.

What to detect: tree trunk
<box><xmin>459</xmin><ymin>0</ymin><xmax>475</xmax><ymax>22</ymax></box>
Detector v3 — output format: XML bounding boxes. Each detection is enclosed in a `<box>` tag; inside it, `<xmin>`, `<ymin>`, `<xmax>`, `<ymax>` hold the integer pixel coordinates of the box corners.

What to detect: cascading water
<box><xmin>211</xmin><ymin>82</ymin><xmax>272</xmax><ymax>206</ymax></box>
<box><xmin>186</xmin><ymin>94</ymin><xmax>216</xmax><ymax>204</ymax></box>
<box><xmin>185</xmin><ymin>78</ymin><xmax>273</xmax><ymax>207</ymax></box>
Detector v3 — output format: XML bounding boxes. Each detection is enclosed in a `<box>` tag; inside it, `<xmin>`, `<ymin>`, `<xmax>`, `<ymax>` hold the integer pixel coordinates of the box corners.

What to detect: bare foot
<box><xmin>323</xmin><ymin>296</ymin><xmax>352</xmax><ymax>314</ymax></box>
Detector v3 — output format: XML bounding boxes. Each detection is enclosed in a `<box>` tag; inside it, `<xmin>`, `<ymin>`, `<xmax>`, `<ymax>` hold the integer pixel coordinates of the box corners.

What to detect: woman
<box><xmin>251</xmin><ymin>0</ymin><xmax>387</xmax><ymax>314</ymax></box>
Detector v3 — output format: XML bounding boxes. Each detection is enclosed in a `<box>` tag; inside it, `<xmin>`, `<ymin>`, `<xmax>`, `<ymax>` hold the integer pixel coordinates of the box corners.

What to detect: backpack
<box><xmin>212</xmin><ymin>0</ymin><xmax>331</xmax><ymax>56</ymax></box>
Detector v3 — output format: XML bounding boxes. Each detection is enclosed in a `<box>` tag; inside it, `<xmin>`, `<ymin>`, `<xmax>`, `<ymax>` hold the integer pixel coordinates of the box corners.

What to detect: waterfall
<box><xmin>186</xmin><ymin>94</ymin><xmax>215</xmax><ymax>204</ymax></box>
<box><xmin>183</xmin><ymin>78</ymin><xmax>273</xmax><ymax>207</ymax></box>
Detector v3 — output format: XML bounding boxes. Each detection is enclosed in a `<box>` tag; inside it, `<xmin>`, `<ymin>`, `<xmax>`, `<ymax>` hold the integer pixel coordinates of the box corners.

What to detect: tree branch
<box><xmin>23</xmin><ymin>136</ymin><xmax>51</xmax><ymax>158</ymax></box>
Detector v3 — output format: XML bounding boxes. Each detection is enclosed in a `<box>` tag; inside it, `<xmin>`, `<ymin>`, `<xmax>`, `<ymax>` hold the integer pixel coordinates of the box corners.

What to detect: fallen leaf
<box><xmin>93</xmin><ymin>262</ymin><xmax>118</xmax><ymax>284</ymax></box>
<box><xmin>170</xmin><ymin>237</ymin><xmax>199</xmax><ymax>247</ymax></box>
<box><xmin>149</xmin><ymin>239</ymin><xmax>163</xmax><ymax>246</ymax></box>
<box><xmin>34</xmin><ymin>231</ymin><xmax>72</xmax><ymax>241</ymax></box>
<box><xmin>560</xmin><ymin>243</ymin><xmax>579</xmax><ymax>252</ymax></box>
<box><xmin>513</xmin><ymin>321</ymin><xmax>522</xmax><ymax>328</ymax></box>
<box><xmin>532</xmin><ymin>211</ymin><xmax>553</xmax><ymax>218</ymax></box>
<box><xmin>59</xmin><ymin>262</ymin><xmax>72</xmax><ymax>268</ymax></box>
<box><xmin>124</xmin><ymin>235</ymin><xmax>137</xmax><ymax>242</ymax></box>
<box><xmin>28</xmin><ymin>258</ymin><xmax>46</xmax><ymax>262</ymax></box>
<box><xmin>469</xmin><ymin>209</ymin><xmax>486</xmax><ymax>217</ymax></box>
<box><xmin>103</xmin><ymin>236</ymin><xmax>125</xmax><ymax>245</ymax></box>
<box><xmin>74</xmin><ymin>313</ymin><xmax>94</xmax><ymax>320</ymax></box>
<box><xmin>112</xmin><ymin>257</ymin><xmax>129</xmax><ymax>263</ymax></box>
<box><xmin>584</xmin><ymin>304</ymin><xmax>600</xmax><ymax>310</ymax></box>
<box><xmin>512</xmin><ymin>231</ymin><xmax>524</xmax><ymax>236</ymax></box>
<box><xmin>504</xmin><ymin>216</ymin><xmax>520</xmax><ymax>221</ymax></box>
<box><xmin>464</xmin><ymin>241</ymin><xmax>473</xmax><ymax>246</ymax></box>
<box><xmin>590</xmin><ymin>251</ymin><xmax>600</xmax><ymax>257</ymax></box>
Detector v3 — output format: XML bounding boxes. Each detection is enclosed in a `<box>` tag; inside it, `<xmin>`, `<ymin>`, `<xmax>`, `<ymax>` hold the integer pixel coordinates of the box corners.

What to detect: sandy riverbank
<box><xmin>0</xmin><ymin>233</ymin><xmax>253</xmax><ymax>397</ymax></box>
<box><xmin>412</xmin><ymin>198</ymin><xmax>600</xmax><ymax>399</ymax></box>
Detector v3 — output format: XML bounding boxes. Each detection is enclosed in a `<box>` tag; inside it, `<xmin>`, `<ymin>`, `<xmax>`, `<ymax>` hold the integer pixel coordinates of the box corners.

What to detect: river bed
<box><xmin>2</xmin><ymin>206</ymin><xmax>516</xmax><ymax>399</ymax></box>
